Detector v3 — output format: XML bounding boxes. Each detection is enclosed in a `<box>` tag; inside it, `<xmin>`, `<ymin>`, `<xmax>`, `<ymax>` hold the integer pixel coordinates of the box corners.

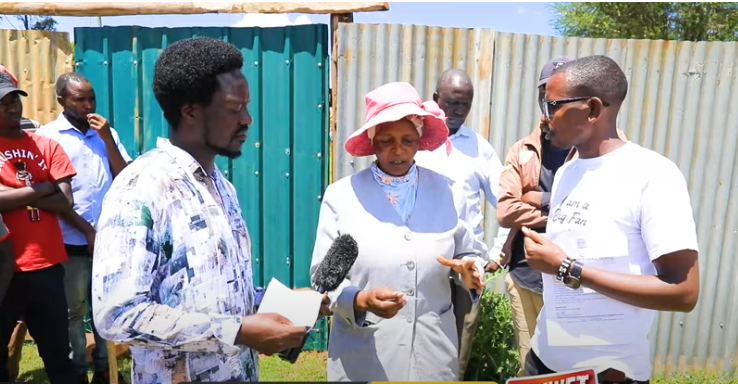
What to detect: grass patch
<box><xmin>652</xmin><ymin>372</ymin><xmax>738</xmax><ymax>384</ymax></box>
<box><xmin>18</xmin><ymin>340</ymin><xmax>738</xmax><ymax>384</ymax></box>
<box><xmin>15</xmin><ymin>310</ymin><xmax>737</xmax><ymax>384</ymax></box>
<box><xmin>16</xmin><ymin>341</ymin><xmax>327</xmax><ymax>383</ymax></box>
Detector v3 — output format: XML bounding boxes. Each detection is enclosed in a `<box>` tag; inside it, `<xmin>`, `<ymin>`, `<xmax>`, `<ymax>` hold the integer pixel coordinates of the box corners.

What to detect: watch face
<box><xmin>564</xmin><ymin>276</ymin><xmax>581</xmax><ymax>289</ymax></box>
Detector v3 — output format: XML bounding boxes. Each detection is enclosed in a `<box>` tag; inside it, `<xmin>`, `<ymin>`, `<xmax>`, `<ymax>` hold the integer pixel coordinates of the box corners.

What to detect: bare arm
<box><xmin>34</xmin><ymin>178</ymin><xmax>95</xmax><ymax>242</ymax></box>
<box><xmin>34</xmin><ymin>177</ymin><xmax>73</xmax><ymax>211</ymax></box>
<box><xmin>87</xmin><ymin>115</ymin><xmax>131</xmax><ymax>178</ymax></box>
<box><xmin>102</xmin><ymin>137</ymin><xmax>129</xmax><ymax>177</ymax></box>
<box><xmin>0</xmin><ymin>182</ymin><xmax>55</xmax><ymax>212</ymax></box>
<box><xmin>579</xmin><ymin>250</ymin><xmax>699</xmax><ymax>312</ymax></box>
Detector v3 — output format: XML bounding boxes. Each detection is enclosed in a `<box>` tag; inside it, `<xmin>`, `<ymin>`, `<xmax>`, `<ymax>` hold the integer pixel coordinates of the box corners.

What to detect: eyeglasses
<box><xmin>540</xmin><ymin>96</ymin><xmax>610</xmax><ymax>120</ymax></box>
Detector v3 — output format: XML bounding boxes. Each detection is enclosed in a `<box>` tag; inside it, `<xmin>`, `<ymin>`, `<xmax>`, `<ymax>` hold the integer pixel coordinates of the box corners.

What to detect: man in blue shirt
<box><xmin>36</xmin><ymin>72</ymin><xmax>131</xmax><ymax>384</ymax></box>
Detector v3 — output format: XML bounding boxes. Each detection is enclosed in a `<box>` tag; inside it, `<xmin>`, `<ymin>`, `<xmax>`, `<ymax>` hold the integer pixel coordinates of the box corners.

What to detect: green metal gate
<box><xmin>73</xmin><ymin>25</ymin><xmax>330</xmax><ymax>350</ymax></box>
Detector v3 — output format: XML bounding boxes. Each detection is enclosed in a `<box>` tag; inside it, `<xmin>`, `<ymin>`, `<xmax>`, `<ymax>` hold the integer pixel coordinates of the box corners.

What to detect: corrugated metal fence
<box><xmin>0</xmin><ymin>29</ymin><xmax>74</xmax><ymax>124</ymax></box>
<box><xmin>73</xmin><ymin>25</ymin><xmax>330</xmax><ymax>350</ymax></box>
<box><xmin>336</xmin><ymin>23</ymin><xmax>738</xmax><ymax>377</ymax></box>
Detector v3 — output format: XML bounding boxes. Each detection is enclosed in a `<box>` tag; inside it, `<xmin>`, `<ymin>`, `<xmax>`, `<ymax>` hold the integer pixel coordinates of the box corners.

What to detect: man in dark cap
<box><xmin>0</xmin><ymin>64</ymin><xmax>42</xmax><ymax>133</ymax></box>
<box><xmin>0</xmin><ymin>71</ymin><xmax>80</xmax><ymax>383</ymax></box>
<box><xmin>492</xmin><ymin>56</ymin><xmax>574</xmax><ymax>376</ymax></box>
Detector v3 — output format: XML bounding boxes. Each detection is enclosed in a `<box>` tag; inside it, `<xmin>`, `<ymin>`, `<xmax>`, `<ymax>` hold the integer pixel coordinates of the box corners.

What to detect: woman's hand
<box><xmin>437</xmin><ymin>256</ymin><xmax>484</xmax><ymax>296</ymax></box>
<box><xmin>355</xmin><ymin>287</ymin><xmax>406</xmax><ymax>319</ymax></box>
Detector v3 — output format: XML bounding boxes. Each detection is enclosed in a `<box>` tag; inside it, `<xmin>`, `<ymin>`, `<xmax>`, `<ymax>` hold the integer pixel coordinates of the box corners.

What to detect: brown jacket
<box><xmin>496</xmin><ymin>127</ymin><xmax>627</xmax><ymax>258</ymax></box>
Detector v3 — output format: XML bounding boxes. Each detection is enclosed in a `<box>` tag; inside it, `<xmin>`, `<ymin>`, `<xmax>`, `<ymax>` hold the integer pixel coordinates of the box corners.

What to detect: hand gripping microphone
<box><xmin>278</xmin><ymin>233</ymin><xmax>359</xmax><ymax>363</ymax></box>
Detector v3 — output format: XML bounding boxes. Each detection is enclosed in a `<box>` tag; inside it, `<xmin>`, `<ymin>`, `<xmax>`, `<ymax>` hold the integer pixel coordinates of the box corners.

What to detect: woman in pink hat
<box><xmin>309</xmin><ymin>82</ymin><xmax>489</xmax><ymax>381</ymax></box>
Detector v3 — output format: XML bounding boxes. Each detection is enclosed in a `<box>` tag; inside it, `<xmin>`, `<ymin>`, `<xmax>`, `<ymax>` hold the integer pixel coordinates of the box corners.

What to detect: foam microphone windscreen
<box><xmin>312</xmin><ymin>233</ymin><xmax>359</xmax><ymax>293</ymax></box>
<box><xmin>278</xmin><ymin>233</ymin><xmax>359</xmax><ymax>364</ymax></box>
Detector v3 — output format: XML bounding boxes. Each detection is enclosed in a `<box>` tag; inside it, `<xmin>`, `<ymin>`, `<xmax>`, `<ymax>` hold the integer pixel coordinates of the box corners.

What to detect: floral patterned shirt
<box><xmin>91</xmin><ymin>137</ymin><xmax>258</xmax><ymax>384</ymax></box>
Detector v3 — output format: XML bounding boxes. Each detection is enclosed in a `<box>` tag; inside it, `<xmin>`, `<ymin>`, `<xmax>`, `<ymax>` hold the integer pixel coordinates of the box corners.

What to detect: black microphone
<box><xmin>312</xmin><ymin>233</ymin><xmax>359</xmax><ymax>293</ymax></box>
<box><xmin>278</xmin><ymin>233</ymin><xmax>359</xmax><ymax>363</ymax></box>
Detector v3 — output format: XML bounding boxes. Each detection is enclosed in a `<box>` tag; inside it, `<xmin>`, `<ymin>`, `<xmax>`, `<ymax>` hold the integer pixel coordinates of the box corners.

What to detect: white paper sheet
<box><xmin>543</xmin><ymin>230</ymin><xmax>641</xmax><ymax>347</ymax></box>
<box><xmin>256</xmin><ymin>278</ymin><xmax>323</xmax><ymax>330</ymax></box>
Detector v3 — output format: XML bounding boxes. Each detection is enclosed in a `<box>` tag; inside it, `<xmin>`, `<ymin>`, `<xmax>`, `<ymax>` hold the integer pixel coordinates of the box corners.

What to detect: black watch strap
<box><xmin>556</xmin><ymin>257</ymin><xmax>572</xmax><ymax>281</ymax></box>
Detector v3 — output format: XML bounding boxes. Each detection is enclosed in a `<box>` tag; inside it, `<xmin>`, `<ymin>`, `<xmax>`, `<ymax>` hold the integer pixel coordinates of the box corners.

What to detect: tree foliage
<box><xmin>551</xmin><ymin>2</ymin><xmax>738</xmax><ymax>42</ymax></box>
<box><xmin>1</xmin><ymin>15</ymin><xmax>58</xmax><ymax>31</ymax></box>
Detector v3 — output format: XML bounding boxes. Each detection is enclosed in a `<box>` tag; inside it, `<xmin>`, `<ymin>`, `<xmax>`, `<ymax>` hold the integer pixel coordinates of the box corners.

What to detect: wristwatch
<box><xmin>491</xmin><ymin>258</ymin><xmax>503</xmax><ymax>269</ymax></box>
<box><xmin>564</xmin><ymin>259</ymin><xmax>583</xmax><ymax>289</ymax></box>
<box><xmin>485</xmin><ymin>253</ymin><xmax>506</xmax><ymax>272</ymax></box>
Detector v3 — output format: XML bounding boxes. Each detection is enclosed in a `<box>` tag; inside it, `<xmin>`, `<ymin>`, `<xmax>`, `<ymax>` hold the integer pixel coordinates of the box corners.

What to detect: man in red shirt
<box><xmin>0</xmin><ymin>72</ymin><xmax>90</xmax><ymax>383</ymax></box>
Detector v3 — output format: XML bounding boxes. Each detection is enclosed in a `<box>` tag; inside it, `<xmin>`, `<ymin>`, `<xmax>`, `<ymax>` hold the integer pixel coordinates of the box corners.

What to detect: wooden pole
<box><xmin>96</xmin><ymin>15</ymin><xmax>116</xmax><ymax>382</ymax></box>
<box><xmin>0</xmin><ymin>2</ymin><xmax>388</xmax><ymax>16</ymax></box>
<box><xmin>106</xmin><ymin>341</ymin><xmax>119</xmax><ymax>384</ymax></box>
<box><xmin>330</xmin><ymin>13</ymin><xmax>353</xmax><ymax>184</ymax></box>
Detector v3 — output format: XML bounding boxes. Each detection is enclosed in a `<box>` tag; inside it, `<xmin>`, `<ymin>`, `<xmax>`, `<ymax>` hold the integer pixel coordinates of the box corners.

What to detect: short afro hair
<box><xmin>56</xmin><ymin>72</ymin><xmax>89</xmax><ymax>98</ymax></box>
<box><xmin>152</xmin><ymin>36</ymin><xmax>244</xmax><ymax>129</ymax></box>
<box><xmin>553</xmin><ymin>55</ymin><xmax>628</xmax><ymax>105</ymax></box>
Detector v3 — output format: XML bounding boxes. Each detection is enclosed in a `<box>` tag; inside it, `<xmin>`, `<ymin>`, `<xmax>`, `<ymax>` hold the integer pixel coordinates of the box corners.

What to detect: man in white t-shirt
<box><xmin>519</xmin><ymin>55</ymin><xmax>700</xmax><ymax>384</ymax></box>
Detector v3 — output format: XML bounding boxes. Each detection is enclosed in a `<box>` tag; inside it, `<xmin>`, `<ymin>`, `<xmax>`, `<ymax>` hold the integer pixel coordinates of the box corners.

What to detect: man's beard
<box><xmin>445</xmin><ymin>117</ymin><xmax>465</xmax><ymax>131</ymax></box>
<box><xmin>541</xmin><ymin>122</ymin><xmax>554</xmax><ymax>141</ymax></box>
<box><xmin>65</xmin><ymin>111</ymin><xmax>90</xmax><ymax>128</ymax></box>
<box><xmin>203</xmin><ymin>123</ymin><xmax>246</xmax><ymax>159</ymax></box>
<box><xmin>206</xmin><ymin>138</ymin><xmax>242</xmax><ymax>159</ymax></box>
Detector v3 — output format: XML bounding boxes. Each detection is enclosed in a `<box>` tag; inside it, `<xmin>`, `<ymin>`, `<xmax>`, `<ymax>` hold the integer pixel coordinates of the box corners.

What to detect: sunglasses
<box><xmin>540</xmin><ymin>96</ymin><xmax>610</xmax><ymax>120</ymax></box>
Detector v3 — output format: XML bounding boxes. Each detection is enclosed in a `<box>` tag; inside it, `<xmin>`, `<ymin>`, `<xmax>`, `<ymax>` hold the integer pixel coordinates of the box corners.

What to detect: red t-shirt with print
<box><xmin>0</xmin><ymin>131</ymin><xmax>77</xmax><ymax>271</ymax></box>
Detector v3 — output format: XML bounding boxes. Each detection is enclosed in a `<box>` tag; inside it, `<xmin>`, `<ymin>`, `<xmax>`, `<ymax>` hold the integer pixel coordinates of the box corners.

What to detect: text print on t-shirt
<box><xmin>0</xmin><ymin>148</ymin><xmax>50</xmax><ymax>175</ymax></box>
<box><xmin>550</xmin><ymin>198</ymin><xmax>590</xmax><ymax>228</ymax></box>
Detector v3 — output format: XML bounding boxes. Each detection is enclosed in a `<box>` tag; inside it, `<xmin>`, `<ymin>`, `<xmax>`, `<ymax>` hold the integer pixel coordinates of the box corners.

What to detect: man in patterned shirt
<box><xmin>91</xmin><ymin>37</ymin><xmax>309</xmax><ymax>384</ymax></box>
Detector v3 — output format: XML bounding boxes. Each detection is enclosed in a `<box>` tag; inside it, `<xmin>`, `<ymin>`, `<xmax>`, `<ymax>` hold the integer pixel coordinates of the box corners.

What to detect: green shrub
<box><xmin>464</xmin><ymin>274</ymin><xmax>519</xmax><ymax>383</ymax></box>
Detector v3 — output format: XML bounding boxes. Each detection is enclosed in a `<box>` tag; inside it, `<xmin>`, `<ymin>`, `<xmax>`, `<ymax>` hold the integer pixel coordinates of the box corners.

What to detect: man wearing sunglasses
<box><xmin>521</xmin><ymin>55</ymin><xmax>699</xmax><ymax>384</ymax></box>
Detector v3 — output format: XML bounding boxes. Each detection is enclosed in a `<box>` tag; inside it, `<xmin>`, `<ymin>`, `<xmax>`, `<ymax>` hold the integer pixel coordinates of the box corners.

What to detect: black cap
<box><xmin>0</xmin><ymin>72</ymin><xmax>27</xmax><ymax>100</ymax></box>
<box><xmin>538</xmin><ymin>56</ymin><xmax>575</xmax><ymax>87</ymax></box>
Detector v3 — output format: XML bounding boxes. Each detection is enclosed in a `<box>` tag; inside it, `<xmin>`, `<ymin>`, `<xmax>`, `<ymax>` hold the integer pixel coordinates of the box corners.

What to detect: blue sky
<box><xmin>0</xmin><ymin>2</ymin><xmax>558</xmax><ymax>38</ymax></box>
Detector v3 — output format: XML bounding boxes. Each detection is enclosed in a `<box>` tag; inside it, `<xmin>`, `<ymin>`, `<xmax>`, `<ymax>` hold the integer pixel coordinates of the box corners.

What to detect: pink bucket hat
<box><xmin>344</xmin><ymin>82</ymin><xmax>450</xmax><ymax>157</ymax></box>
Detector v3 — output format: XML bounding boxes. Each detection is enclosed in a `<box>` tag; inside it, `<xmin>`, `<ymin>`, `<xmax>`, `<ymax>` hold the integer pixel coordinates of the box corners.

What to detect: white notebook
<box><xmin>256</xmin><ymin>278</ymin><xmax>323</xmax><ymax>331</ymax></box>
